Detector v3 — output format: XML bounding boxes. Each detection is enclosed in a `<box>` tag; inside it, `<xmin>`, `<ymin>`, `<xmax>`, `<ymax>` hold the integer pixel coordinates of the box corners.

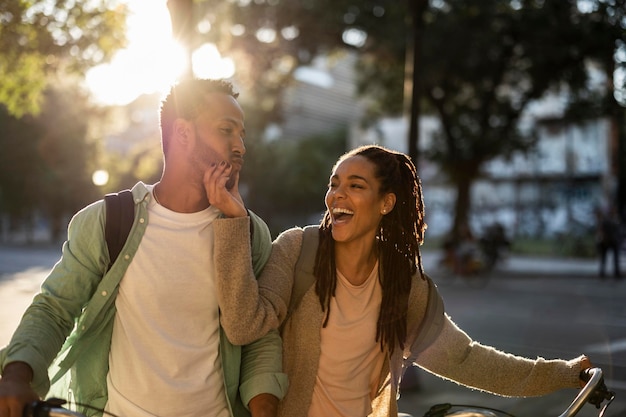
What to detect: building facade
<box><xmin>267</xmin><ymin>51</ymin><xmax>615</xmax><ymax>242</ymax></box>
<box><xmin>351</xmin><ymin>114</ymin><xmax>613</xmax><ymax>241</ymax></box>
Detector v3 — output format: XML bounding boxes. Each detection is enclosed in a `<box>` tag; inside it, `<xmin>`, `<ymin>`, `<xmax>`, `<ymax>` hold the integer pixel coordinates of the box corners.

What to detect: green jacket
<box><xmin>0</xmin><ymin>182</ymin><xmax>287</xmax><ymax>416</ymax></box>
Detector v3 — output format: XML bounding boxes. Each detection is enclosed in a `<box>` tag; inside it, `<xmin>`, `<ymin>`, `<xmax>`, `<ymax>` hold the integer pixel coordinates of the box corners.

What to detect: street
<box><xmin>398</xmin><ymin>266</ymin><xmax>626</xmax><ymax>417</ymax></box>
<box><xmin>0</xmin><ymin>244</ymin><xmax>62</xmax><ymax>347</ymax></box>
<box><xmin>1</xmin><ymin>245</ymin><xmax>625</xmax><ymax>416</ymax></box>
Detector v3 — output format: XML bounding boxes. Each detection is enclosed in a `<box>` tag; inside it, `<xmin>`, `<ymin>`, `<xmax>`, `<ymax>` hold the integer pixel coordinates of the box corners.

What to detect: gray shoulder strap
<box><xmin>285</xmin><ymin>225</ymin><xmax>319</xmax><ymax>322</ymax></box>
<box><xmin>406</xmin><ymin>275</ymin><xmax>445</xmax><ymax>360</ymax></box>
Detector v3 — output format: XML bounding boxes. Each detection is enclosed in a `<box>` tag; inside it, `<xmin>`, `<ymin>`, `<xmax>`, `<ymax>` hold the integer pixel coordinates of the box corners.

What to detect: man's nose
<box><xmin>233</xmin><ymin>137</ymin><xmax>246</xmax><ymax>156</ymax></box>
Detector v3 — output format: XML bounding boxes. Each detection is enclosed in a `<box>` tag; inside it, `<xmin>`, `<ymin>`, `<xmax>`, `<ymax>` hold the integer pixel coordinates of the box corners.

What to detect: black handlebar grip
<box><xmin>580</xmin><ymin>369</ymin><xmax>616</xmax><ymax>409</ymax></box>
<box><xmin>23</xmin><ymin>401</ymin><xmax>46</xmax><ymax>417</ymax></box>
<box><xmin>23</xmin><ymin>399</ymin><xmax>68</xmax><ymax>417</ymax></box>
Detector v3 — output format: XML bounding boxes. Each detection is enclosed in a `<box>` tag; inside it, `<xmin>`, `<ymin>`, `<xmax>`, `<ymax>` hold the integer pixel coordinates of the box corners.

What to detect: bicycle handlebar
<box><xmin>422</xmin><ymin>367</ymin><xmax>615</xmax><ymax>417</ymax></box>
<box><xmin>23</xmin><ymin>368</ymin><xmax>617</xmax><ymax>417</ymax></box>
<box><xmin>23</xmin><ymin>399</ymin><xmax>85</xmax><ymax>417</ymax></box>
<box><xmin>559</xmin><ymin>367</ymin><xmax>614</xmax><ymax>417</ymax></box>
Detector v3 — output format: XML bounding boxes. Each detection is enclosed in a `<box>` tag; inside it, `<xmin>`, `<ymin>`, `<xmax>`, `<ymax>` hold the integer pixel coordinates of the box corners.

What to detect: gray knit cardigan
<box><xmin>213</xmin><ymin>218</ymin><xmax>586</xmax><ymax>417</ymax></box>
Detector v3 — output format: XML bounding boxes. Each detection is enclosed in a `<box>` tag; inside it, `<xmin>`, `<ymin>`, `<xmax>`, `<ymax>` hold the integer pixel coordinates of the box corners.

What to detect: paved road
<box><xmin>2</xmin><ymin>246</ymin><xmax>602</xmax><ymax>345</ymax></box>
<box><xmin>0</xmin><ymin>244</ymin><xmax>62</xmax><ymax>346</ymax></box>
<box><xmin>398</xmin><ymin>255</ymin><xmax>626</xmax><ymax>417</ymax></box>
<box><xmin>1</xmin><ymin>245</ymin><xmax>623</xmax><ymax>417</ymax></box>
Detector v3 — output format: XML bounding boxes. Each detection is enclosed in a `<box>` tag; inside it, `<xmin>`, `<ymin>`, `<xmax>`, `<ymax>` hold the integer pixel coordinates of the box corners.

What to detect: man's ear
<box><xmin>172</xmin><ymin>118</ymin><xmax>192</xmax><ymax>146</ymax></box>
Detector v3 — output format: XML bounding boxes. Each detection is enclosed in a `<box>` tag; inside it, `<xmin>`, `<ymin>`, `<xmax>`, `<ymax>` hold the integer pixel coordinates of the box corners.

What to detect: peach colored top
<box><xmin>308</xmin><ymin>262</ymin><xmax>385</xmax><ymax>417</ymax></box>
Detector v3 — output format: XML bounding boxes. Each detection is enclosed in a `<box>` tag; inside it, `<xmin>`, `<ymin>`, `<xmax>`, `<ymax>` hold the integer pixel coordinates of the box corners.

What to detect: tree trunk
<box><xmin>452</xmin><ymin>173</ymin><xmax>473</xmax><ymax>237</ymax></box>
<box><xmin>406</xmin><ymin>0</ymin><xmax>428</xmax><ymax>165</ymax></box>
<box><xmin>450</xmin><ymin>161</ymin><xmax>481</xmax><ymax>239</ymax></box>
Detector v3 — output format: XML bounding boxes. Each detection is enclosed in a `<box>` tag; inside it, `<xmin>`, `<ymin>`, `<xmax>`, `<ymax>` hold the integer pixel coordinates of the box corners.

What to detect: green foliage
<box><xmin>0</xmin><ymin>110</ymin><xmax>44</xmax><ymax>223</ymax></box>
<box><xmin>419</xmin><ymin>0</ymin><xmax>625</xmax><ymax>236</ymax></box>
<box><xmin>0</xmin><ymin>83</ymin><xmax>103</xmax><ymax>242</ymax></box>
<box><xmin>0</xmin><ymin>0</ymin><xmax>127</xmax><ymax>117</ymax></box>
<box><xmin>242</xmin><ymin>129</ymin><xmax>347</xmax><ymax>237</ymax></box>
<box><xmin>176</xmin><ymin>0</ymin><xmax>626</xmax><ymax>241</ymax></box>
<box><xmin>193</xmin><ymin>1</ymin><xmax>624</xmax><ymax>159</ymax></box>
<box><xmin>512</xmin><ymin>235</ymin><xmax>597</xmax><ymax>259</ymax></box>
<box><xmin>103</xmin><ymin>144</ymin><xmax>163</xmax><ymax>193</ymax></box>
<box><xmin>0</xmin><ymin>52</ymin><xmax>47</xmax><ymax>117</ymax></box>
<box><xmin>195</xmin><ymin>0</ymin><xmax>414</xmax><ymax>132</ymax></box>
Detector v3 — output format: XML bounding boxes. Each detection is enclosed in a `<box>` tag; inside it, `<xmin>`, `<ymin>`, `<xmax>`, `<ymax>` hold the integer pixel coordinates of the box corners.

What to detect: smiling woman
<box><xmin>85</xmin><ymin>0</ymin><xmax>235</xmax><ymax>106</ymax></box>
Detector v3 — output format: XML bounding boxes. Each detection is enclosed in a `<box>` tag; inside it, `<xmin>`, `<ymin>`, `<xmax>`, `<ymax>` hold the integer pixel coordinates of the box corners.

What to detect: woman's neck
<box><xmin>335</xmin><ymin>241</ymin><xmax>378</xmax><ymax>286</ymax></box>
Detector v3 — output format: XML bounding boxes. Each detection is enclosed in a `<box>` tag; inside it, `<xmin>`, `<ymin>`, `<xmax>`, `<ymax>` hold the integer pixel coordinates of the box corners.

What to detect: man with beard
<box><xmin>0</xmin><ymin>79</ymin><xmax>287</xmax><ymax>417</ymax></box>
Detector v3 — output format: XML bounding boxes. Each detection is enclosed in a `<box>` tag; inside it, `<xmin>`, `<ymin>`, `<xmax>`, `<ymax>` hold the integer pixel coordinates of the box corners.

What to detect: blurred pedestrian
<box><xmin>596</xmin><ymin>205</ymin><xmax>622</xmax><ymax>279</ymax></box>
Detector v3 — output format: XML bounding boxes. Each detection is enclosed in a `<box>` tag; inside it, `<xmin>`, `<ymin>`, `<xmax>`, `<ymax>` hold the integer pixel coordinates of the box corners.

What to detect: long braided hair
<box><xmin>314</xmin><ymin>145</ymin><xmax>427</xmax><ymax>353</ymax></box>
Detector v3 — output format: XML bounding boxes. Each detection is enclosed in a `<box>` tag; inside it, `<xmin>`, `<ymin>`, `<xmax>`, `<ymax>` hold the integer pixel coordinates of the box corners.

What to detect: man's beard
<box><xmin>191</xmin><ymin>139</ymin><xmax>241</xmax><ymax>190</ymax></box>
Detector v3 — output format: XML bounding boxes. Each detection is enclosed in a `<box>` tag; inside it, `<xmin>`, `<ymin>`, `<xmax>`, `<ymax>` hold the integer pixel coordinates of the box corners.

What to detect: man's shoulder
<box><xmin>74</xmin><ymin>182</ymin><xmax>146</xmax><ymax>219</ymax></box>
<box><xmin>248</xmin><ymin>210</ymin><xmax>271</xmax><ymax>244</ymax></box>
<box><xmin>71</xmin><ymin>197</ymin><xmax>105</xmax><ymax>226</ymax></box>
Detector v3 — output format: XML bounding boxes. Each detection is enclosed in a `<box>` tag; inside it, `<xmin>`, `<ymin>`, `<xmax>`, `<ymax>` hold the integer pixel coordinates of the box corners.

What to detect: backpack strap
<box><xmin>406</xmin><ymin>274</ymin><xmax>445</xmax><ymax>360</ymax></box>
<box><xmin>283</xmin><ymin>225</ymin><xmax>320</xmax><ymax>325</ymax></box>
<box><xmin>104</xmin><ymin>190</ymin><xmax>135</xmax><ymax>269</ymax></box>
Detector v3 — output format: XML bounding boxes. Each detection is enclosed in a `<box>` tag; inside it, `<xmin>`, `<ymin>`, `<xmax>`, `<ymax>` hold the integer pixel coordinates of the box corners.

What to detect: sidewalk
<box><xmin>420</xmin><ymin>250</ymin><xmax>605</xmax><ymax>278</ymax></box>
<box><xmin>400</xmin><ymin>251</ymin><xmax>625</xmax><ymax>417</ymax></box>
<box><xmin>0</xmin><ymin>243</ymin><xmax>607</xmax><ymax>279</ymax></box>
<box><xmin>0</xmin><ymin>246</ymin><xmax>622</xmax><ymax>416</ymax></box>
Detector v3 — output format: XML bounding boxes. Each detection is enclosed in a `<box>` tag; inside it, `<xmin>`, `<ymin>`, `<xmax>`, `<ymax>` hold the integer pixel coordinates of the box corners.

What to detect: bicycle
<box><xmin>437</xmin><ymin>249</ymin><xmax>493</xmax><ymax>289</ymax></box>
<box><xmin>21</xmin><ymin>368</ymin><xmax>616</xmax><ymax>417</ymax></box>
<box><xmin>22</xmin><ymin>398</ymin><xmax>113</xmax><ymax>417</ymax></box>
<box><xmin>436</xmin><ymin>226</ymin><xmax>511</xmax><ymax>289</ymax></box>
<box><xmin>419</xmin><ymin>368</ymin><xmax>615</xmax><ymax>417</ymax></box>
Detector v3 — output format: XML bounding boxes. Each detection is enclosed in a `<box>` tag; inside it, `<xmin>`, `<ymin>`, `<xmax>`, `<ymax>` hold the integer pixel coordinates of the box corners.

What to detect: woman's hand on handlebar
<box><xmin>0</xmin><ymin>362</ymin><xmax>39</xmax><ymax>417</ymax></box>
<box><xmin>579</xmin><ymin>356</ymin><xmax>593</xmax><ymax>388</ymax></box>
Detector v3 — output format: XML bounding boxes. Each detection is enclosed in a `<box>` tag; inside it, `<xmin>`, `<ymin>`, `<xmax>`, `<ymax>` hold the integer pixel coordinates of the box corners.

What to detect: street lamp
<box><xmin>92</xmin><ymin>170</ymin><xmax>109</xmax><ymax>187</ymax></box>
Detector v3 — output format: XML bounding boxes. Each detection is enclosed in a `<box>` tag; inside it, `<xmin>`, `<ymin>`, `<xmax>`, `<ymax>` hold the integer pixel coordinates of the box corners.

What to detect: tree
<box><xmin>420</xmin><ymin>1</ymin><xmax>625</xmax><ymax>236</ymax></box>
<box><xmin>405</xmin><ymin>0</ymin><xmax>429</xmax><ymax>163</ymax></box>
<box><xmin>577</xmin><ymin>1</ymin><xmax>626</xmax><ymax>216</ymax></box>
<box><xmin>0</xmin><ymin>0</ymin><xmax>127</xmax><ymax>117</ymax></box>
<box><xmin>0</xmin><ymin>107</ymin><xmax>44</xmax><ymax>241</ymax></box>
<box><xmin>191</xmin><ymin>1</ymin><xmax>413</xmax><ymax>135</ymax></box>
<box><xmin>180</xmin><ymin>0</ymin><xmax>625</xmax><ymax>238</ymax></box>
<box><xmin>37</xmin><ymin>83</ymin><xmax>105</xmax><ymax>241</ymax></box>
<box><xmin>242</xmin><ymin>130</ymin><xmax>347</xmax><ymax>237</ymax></box>
<box><xmin>0</xmin><ymin>81</ymin><xmax>104</xmax><ymax>242</ymax></box>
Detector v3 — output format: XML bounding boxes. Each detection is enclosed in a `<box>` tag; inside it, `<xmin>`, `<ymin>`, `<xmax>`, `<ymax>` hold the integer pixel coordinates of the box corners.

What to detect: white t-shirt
<box><xmin>106</xmin><ymin>192</ymin><xmax>229</xmax><ymax>417</ymax></box>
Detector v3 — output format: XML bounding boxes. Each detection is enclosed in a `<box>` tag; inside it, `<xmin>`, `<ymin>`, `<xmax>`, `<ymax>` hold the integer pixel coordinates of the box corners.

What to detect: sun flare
<box><xmin>85</xmin><ymin>0</ymin><xmax>235</xmax><ymax>106</ymax></box>
<box><xmin>193</xmin><ymin>44</ymin><xmax>235</xmax><ymax>80</ymax></box>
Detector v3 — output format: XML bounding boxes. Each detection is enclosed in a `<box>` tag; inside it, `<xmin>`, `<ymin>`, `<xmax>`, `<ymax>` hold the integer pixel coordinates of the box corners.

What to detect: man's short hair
<box><xmin>159</xmin><ymin>78</ymin><xmax>239</xmax><ymax>152</ymax></box>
